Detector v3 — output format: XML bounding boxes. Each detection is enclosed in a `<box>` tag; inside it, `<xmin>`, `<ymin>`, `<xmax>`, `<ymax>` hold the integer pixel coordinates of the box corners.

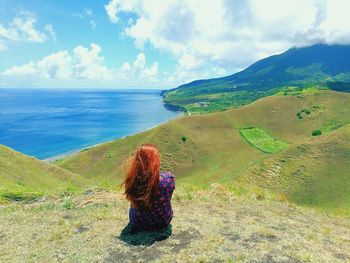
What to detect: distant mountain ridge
<box><xmin>162</xmin><ymin>44</ymin><xmax>350</xmax><ymax>113</ymax></box>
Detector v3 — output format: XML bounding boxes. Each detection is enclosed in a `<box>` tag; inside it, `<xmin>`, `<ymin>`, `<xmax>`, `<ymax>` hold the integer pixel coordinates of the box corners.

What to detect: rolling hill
<box><xmin>56</xmin><ymin>90</ymin><xmax>350</xmax><ymax>212</ymax></box>
<box><xmin>0</xmin><ymin>144</ymin><xmax>91</xmax><ymax>201</ymax></box>
<box><xmin>162</xmin><ymin>44</ymin><xmax>350</xmax><ymax>113</ymax></box>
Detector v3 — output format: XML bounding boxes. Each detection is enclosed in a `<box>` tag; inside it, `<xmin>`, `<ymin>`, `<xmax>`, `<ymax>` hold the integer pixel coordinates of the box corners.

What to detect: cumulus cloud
<box><xmin>104</xmin><ymin>0</ymin><xmax>137</xmax><ymax>23</ymax></box>
<box><xmin>1</xmin><ymin>43</ymin><xmax>159</xmax><ymax>88</ymax></box>
<box><xmin>105</xmin><ymin>0</ymin><xmax>350</xmax><ymax>84</ymax></box>
<box><xmin>118</xmin><ymin>52</ymin><xmax>158</xmax><ymax>81</ymax></box>
<box><xmin>0</xmin><ymin>11</ymin><xmax>55</xmax><ymax>46</ymax></box>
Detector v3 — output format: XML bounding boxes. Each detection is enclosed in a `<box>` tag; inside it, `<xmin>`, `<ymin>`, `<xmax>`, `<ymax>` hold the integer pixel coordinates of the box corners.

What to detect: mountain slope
<box><xmin>56</xmin><ymin>90</ymin><xmax>350</xmax><ymax>212</ymax></box>
<box><xmin>0</xmin><ymin>144</ymin><xmax>91</xmax><ymax>199</ymax></box>
<box><xmin>163</xmin><ymin>44</ymin><xmax>350</xmax><ymax>113</ymax></box>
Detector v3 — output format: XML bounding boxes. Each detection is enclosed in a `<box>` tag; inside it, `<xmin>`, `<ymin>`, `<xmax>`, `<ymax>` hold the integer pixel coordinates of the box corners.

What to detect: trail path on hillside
<box><xmin>0</xmin><ymin>190</ymin><xmax>349</xmax><ymax>262</ymax></box>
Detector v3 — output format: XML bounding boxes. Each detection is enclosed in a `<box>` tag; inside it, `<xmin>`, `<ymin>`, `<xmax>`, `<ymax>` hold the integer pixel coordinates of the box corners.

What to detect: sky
<box><xmin>0</xmin><ymin>0</ymin><xmax>350</xmax><ymax>89</ymax></box>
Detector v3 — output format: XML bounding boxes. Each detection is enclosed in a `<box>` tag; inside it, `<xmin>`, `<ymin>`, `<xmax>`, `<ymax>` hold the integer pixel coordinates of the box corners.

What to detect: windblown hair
<box><xmin>124</xmin><ymin>144</ymin><xmax>160</xmax><ymax>210</ymax></box>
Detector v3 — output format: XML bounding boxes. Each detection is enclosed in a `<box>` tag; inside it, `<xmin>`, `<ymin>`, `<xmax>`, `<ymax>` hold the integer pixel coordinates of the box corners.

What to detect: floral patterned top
<box><xmin>129</xmin><ymin>171</ymin><xmax>175</xmax><ymax>231</ymax></box>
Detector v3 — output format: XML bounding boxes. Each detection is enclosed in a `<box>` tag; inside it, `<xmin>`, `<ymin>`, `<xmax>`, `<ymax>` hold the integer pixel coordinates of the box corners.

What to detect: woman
<box><xmin>124</xmin><ymin>144</ymin><xmax>175</xmax><ymax>232</ymax></box>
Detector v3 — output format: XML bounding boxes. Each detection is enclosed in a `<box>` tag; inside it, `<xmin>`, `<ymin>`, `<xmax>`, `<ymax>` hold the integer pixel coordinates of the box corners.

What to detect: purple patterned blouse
<box><xmin>129</xmin><ymin>171</ymin><xmax>175</xmax><ymax>231</ymax></box>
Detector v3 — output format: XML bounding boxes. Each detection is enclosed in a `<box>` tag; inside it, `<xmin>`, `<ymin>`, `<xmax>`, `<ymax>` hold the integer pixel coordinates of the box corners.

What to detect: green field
<box><xmin>239</xmin><ymin>127</ymin><xmax>288</xmax><ymax>154</ymax></box>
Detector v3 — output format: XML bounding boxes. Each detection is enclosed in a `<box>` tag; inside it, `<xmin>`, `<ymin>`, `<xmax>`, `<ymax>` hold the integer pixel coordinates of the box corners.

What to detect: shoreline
<box><xmin>44</xmin><ymin>111</ymin><xmax>184</xmax><ymax>163</ymax></box>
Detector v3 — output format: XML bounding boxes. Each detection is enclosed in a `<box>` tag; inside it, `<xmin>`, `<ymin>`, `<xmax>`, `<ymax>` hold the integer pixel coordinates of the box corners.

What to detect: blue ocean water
<box><xmin>0</xmin><ymin>89</ymin><xmax>181</xmax><ymax>159</ymax></box>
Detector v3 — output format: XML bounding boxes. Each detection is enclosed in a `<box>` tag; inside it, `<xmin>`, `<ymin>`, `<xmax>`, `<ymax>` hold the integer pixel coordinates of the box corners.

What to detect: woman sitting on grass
<box><xmin>124</xmin><ymin>144</ymin><xmax>175</xmax><ymax>233</ymax></box>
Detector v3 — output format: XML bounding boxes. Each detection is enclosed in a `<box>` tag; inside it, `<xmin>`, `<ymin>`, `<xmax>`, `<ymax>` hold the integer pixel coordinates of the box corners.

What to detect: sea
<box><xmin>0</xmin><ymin>88</ymin><xmax>181</xmax><ymax>160</ymax></box>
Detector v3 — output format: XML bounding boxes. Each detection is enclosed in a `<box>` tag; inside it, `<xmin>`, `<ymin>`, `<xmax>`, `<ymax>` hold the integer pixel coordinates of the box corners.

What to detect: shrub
<box><xmin>181</xmin><ymin>136</ymin><xmax>187</xmax><ymax>142</ymax></box>
<box><xmin>312</xmin><ymin>129</ymin><xmax>322</xmax><ymax>136</ymax></box>
<box><xmin>303</xmin><ymin>109</ymin><xmax>311</xmax><ymax>114</ymax></box>
<box><xmin>62</xmin><ymin>196</ymin><xmax>75</xmax><ymax>209</ymax></box>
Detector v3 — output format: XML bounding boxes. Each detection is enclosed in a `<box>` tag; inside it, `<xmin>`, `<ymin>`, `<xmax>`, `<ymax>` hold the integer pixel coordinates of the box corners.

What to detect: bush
<box><xmin>181</xmin><ymin>136</ymin><xmax>187</xmax><ymax>142</ymax></box>
<box><xmin>303</xmin><ymin>109</ymin><xmax>311</xmax><ymax>114</ymax></box>
<box><xmin>312</xmin><ymin>129</ymin><xmax>322</xmax><ymax>136</ymax></box>
<box><xmin>62</xmin><ymin>196</ymin><xmax>75</xmax><ymax>209</ymax></box>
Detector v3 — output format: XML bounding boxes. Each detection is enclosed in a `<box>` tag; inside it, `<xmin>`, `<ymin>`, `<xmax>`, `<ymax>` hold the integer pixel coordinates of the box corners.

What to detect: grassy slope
<box><xmin>1</xmin><ymin>190</ymin><xmax>349</xmax><ymax>262</ymax></box>
<box><xmin>0</xmin><ymin>145</ymin><xmax>91</xmax><ymax>198</ymax></box>
<box><xmin>57</xmin><ymin>90</ymin><xmax>350</xmax><ymax>211</ymax></box>
<box><xmin>237</xmin><ymin>125</ymin><xmax>350</xmax><ymax>213</ymax></box>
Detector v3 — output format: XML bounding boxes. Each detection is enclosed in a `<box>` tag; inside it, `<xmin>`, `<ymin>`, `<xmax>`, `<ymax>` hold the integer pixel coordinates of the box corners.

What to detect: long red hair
<box><xmin>124</xmin><ymin>144</ymin><xmax>160</xmax><ymax>210</ymax></box>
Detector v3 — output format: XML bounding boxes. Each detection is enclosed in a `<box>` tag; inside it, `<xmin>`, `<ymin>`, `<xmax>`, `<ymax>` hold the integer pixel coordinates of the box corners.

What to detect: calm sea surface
<box><xmin>0</xmin><ymin>89</ymin><xmax>181</xmax><ymax>159</ymax></box>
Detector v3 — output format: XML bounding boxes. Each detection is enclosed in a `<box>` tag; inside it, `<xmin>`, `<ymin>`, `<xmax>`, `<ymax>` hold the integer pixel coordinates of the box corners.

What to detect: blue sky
<box><xmin>0</xmin><ymin>0</ymin><xmax>349</xmax><ymax>89</ymax></box>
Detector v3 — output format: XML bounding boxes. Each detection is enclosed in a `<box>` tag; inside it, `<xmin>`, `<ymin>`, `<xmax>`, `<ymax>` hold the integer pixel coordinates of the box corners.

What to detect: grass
<box><xmin>0</xmin><ymin>144</ymin><xmax>91</xmax><ymax>199</ymax></box>
<box><xmin>164</xmin><ymin>85</ymin><xmax>328</xmax><ymax>114</ymax></box>
<box><xmin>239</xmin><ymin>127</ymin><xmax>288</xmax><ymax>154</ymax></box>
<box><xmin>237</xmin><ymin>125</ymin><xmax>350</xmax><ymax>214</ymax></box>
<box><xmin>0</xmin><ymin>190</ymin><xmax>349</xmax><ymax>262</ymax></box>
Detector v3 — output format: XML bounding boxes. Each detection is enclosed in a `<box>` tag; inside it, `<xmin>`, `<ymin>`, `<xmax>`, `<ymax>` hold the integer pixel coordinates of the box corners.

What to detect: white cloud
<box><xmin>0</xmin><ymin>12</ymin><xmax>55</xmax><ymax>44</ymax></box>
<box><xmin>72</xmin><ymin>43</ymin><xmax>113</xmax><ymax>80</ymax></box>
<box><xmin>2</xmin><ymin>61</ymin><xmax>37</xmax><ymax>76</ymax></box>
<box><xmin>118</xmin><ymin>52</ymin><xmax>159</xmax><ymax>82</ymax></box>
<box><xmin>178</xmin><ymin>54</ymin><xmax>204</xmax><ymax>71</ymax></box>
<box><xmin>105</xmin><ymin>0</ymin><xmax>350</xmax><ymax>84</ymax></box>
<box><xmin>44</xmin><ymin>24</ymin><xmax>56</xmax><ymax>42</ymax></box>
<box><xmin>1</xmin><ymin>44</ymin><xmax>160</xmax><ymax>88</ymax></box>
<box><xmin>104</xmin><ymin>0</ymin><xmax>137</xmax><ymax>23</ymax></box>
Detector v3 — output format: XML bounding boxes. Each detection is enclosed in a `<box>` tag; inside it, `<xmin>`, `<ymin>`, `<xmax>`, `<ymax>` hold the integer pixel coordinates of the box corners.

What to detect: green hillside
<box><xmin>2</xmin><ymin>89</ymin><xmax>349</xmax><ymax>212</ymax></box>
<box><xmin>237</xmin><ymin>124</ymin><xmax>350</xmax><ymax>213</ymax></box>
<box><xmin>56</xmin><ymin>90</ymin><xmax>350</xmax><ymax>212</ymax></box>
<box><xmin>0</xmin><ymin>144</ymin><xmax>91</xmax><ymax>201</ymax></box>
<box><xmin>162</xmin><ymin>44</ymin><xmax>350</xmax><ymax>113</ymax></box>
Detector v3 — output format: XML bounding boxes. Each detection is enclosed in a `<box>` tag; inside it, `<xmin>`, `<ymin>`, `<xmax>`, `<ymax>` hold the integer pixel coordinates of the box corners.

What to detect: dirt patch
<box><xmin>168</xmin><ymin>229</ymin><xmax>201</xmax><ymax>253</ymax></box>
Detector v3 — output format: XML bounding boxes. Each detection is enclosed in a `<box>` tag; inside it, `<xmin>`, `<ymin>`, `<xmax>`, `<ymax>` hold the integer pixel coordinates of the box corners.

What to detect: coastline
<box><xmin>44</xmin><ymin>110</ymin><xmax>184</xmax><ymax>163</ymax></box>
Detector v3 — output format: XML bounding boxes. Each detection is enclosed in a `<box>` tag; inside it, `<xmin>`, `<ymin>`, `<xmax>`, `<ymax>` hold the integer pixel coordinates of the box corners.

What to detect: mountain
<box><xmin>162</xmin><ymin>44</ymin><xmax>350</xmax><ymax>113</ymax></box>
